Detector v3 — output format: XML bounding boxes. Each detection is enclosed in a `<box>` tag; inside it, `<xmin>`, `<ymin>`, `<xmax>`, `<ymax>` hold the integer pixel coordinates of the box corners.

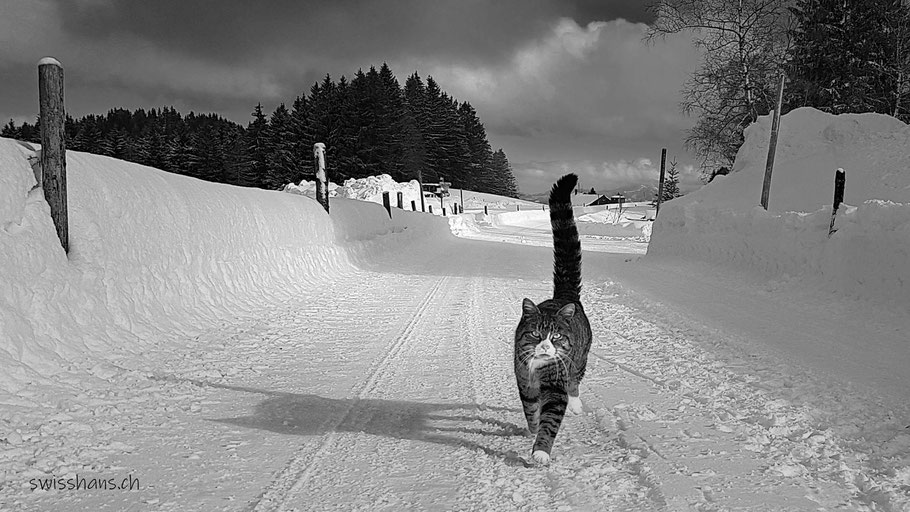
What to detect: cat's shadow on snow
<box><xmin>198</xmin><ymin>380</ymin><xmax>532</xmax><ymax>466</ymax></box>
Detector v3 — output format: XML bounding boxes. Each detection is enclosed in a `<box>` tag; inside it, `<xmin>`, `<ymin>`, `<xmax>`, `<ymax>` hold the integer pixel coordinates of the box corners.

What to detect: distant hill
<box><xmin>598</xmin><ymin>184</ymin><xmax>659</xmax><ymax>203</ymax></box>
<box><xmin>519</xmin><ymin>183</ymin><xmax>662</xmax><ymax>204</ymax></box>
<box><xmin>517</xmin><ymin>191</ymin><xmax>548</xmax><ymax>204</ymax></box>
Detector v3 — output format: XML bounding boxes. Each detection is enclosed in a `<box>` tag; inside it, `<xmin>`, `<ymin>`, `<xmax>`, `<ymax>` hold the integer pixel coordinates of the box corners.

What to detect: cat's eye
<box><xmin>531</xmin><ymin>331</ymin><xmax>541</xmax><ymax>338</ymax></box>
<box><xmin>552</xmin><ymin>333</ymin><xmax>562</xmax><ymax>340</ymax></box>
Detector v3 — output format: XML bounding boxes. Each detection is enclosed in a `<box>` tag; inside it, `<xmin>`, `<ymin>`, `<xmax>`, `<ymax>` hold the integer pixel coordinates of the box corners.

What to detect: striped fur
<box><xmin>513</xmin><ymin>173</ymin><xmax>593</xmax><ymax>465</ymax></box>
<box><xmin>548</xmin><ymin>173</ymin><xmax>582</xmax><ymax>302</ymax></box>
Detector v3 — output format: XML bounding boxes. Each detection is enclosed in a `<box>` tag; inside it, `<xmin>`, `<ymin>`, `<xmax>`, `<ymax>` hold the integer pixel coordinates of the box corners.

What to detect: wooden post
<box><xmin>828</xmin><ymin>168</ymin><xmax>846</xmax><ymax>237</ymax></box>
<box><xmin>428</xmin><ymin>204</ymin><xmax>433</xmax><ymax>214</ymax></box>
<box><xmin>484</xmin><ymin>205</ymin><xmax>488</xmax><ymax>215</ymax></box>
<box><xmin>38</xmin><ymin>57</ymin><xmax>68</xmax><ymax>253</ymax></box>
<box><xmin>411</xmin><ymin>200</ymin><xmax>416</xmax><ymax>211</ymax></box>
<box><xmin>313</xmin><ymin>143</ymin><xmax>329</xmax><ymax>213</ymax></box>
<box><xmin>517</xmin><ymin>204</ymin><xmax>520</xmax><ymax>211</ymax></box>
<box><xmin>656</xmin><ymin>148</ymin><xmax>667</xmax><ymax>216</ymax></box>
<box><xmin>460</xmin><ymin>188</ymin><xmax>464</xmax><ymax>212</ymax></box>
<box><xmin>442</xmin><ymin>207</ymin><xmax>447</xmax><ymax>217</ymax></box>
<box><xmin>761</xmin><ymin>74</ymin><xmax>786</xmax><ymax>210</ymax></box>
<box><xmin>396</xmin><ymin>191</ymin><xmax>403</xmax><ymax>209</ymax></box>
<box><xmin>417</xmin><ymin>170</ymin><xmax>426</xmax><ymax>212</ymax></box>
<box><xmin>382</xmin><ymin>191</ymin><xmax>392</xmax><ymax>218</ymax></box>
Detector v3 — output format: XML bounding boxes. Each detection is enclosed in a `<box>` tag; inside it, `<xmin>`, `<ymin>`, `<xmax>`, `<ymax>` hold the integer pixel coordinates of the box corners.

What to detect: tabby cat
<box><xmin>514</xmin><ymin>173</ymin><xmax>593</xmax><ymax>465</ymax></box>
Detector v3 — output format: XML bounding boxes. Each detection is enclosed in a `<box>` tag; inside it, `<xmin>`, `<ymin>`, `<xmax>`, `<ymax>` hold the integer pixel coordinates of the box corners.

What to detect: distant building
<box><xmin>587</xmin><ymin>195</ymin><xmax>613</xmax><ymax>206</ymax></box>
<box><xmin>570</xmin><ymin>194</ymin><xmax>602</xmax><ymax>206</ymax></box>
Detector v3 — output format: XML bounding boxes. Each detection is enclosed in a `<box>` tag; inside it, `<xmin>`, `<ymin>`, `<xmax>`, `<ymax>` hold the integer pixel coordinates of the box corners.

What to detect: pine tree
<box><xmin>787</xmin><ymin>0</ymin><xmax>910</xmax><ymax>121</ymax></box>
<box><xmin>244</xmin><ymin>103</ymin><xmax>270</xmax><ymax>188</ymax></box>
<box><xmin>1</xmin><ymin>119</ymin><xmax>20</xmax><ymax>139</ymax></box>
<box><xmin>289</xmin><ymin>93</ymin><xmax>312</xmax><ymax>183</ymax></box>
<box><xmin>403</xmin><ymin>72</ymin><xmax>432</xmax><ymax>182</ymax></box>
<box><xmin>490</xmin><ymin>149</ymin><xmax>519</xmax><ymax>197</ymax></box>
<box><xmin>458</xmin><ymin>102</ymin><xmax>493</xmax><ymax>192</ymax></box>
<box><xmin>265</xmin><ymin>103</ymin><xmax>297</xmax><ymax>189</ymax></box>
<box><xmin>377</xmin><ymin>63</ymin><xmax>406</xmax><ymax>181</ymax></box>
<box><xmin>657</xmin><ymin>158</ymin><xmax>682</xmax><ymax>203</ymax></box>
<box><xmin>423</xmin><ymin>76</ymin><xmax>448</xmax><ymax>183</ymax></box>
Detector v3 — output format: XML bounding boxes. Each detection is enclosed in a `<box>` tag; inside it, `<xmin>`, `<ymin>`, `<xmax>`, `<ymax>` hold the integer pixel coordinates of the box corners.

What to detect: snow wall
<box><xmin>0</xmin><ymin>138</ymin><xmax>451</xmax><ymax>391</ymax></box>
<box><xmin>648</xmin><ymin>108</ymin><xmax>910</xmax><ymax>306</ymax></box>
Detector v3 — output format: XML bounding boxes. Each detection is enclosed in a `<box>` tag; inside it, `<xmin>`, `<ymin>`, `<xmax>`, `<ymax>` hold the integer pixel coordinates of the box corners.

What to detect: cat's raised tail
<box><xmin>548</xmin><ymin>173</ymin><xmax>582</xmax><ymax>303</ymax></box>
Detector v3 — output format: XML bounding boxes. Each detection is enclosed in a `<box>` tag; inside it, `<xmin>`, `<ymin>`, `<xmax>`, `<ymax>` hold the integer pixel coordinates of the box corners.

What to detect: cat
<box><xmin>513</xmin><ymin>173</ymin><xmax>593</xmax><ymax>465</ymax></box>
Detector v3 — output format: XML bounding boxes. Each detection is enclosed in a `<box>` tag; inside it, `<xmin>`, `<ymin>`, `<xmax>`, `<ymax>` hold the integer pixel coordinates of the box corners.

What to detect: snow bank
<box><xmin>283</xmin><ymin>179</ymin><xmax>340</xmax><ymax>198</ymax></box>
<box><xmin>285</xmin><ymin>174</ymin><xmax>424</xmax><ymax>210</ymax></box>
<box><xmin>0</xmin><ymin>139</ymin><xmax>445</xmax><ymax>393</ymax></box>
<box><xmin>649</xmin><ymin>108</ymin><xmax>910</xmax><ymax>306</ymax></box>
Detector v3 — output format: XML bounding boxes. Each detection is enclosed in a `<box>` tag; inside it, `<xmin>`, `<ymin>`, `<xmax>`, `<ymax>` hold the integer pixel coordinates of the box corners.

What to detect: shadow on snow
<box><xmin>153</xmin><ymin>376</ymin><xmax>533</xmax><ymax>467</ymax></box>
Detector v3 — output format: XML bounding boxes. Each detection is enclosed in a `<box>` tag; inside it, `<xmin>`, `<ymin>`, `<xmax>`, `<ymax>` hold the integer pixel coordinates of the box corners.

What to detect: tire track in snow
<box><xmin>250</xmin><ymin>275</ymin><xmax>450</xmax><ymax>512</ymax></box>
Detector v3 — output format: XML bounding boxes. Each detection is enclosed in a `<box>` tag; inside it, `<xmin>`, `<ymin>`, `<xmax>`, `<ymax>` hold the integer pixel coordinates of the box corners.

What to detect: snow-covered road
<box><xmin>3</xmin><ymin>219</ymin><xmax>909</xmax><ymax>511</ymax></box>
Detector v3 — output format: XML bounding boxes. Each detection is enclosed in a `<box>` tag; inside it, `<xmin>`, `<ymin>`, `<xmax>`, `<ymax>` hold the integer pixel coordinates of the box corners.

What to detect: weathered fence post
<box><xmin>656</xmin><ymin>148</ymin><xmax>667</xmax><ymax>216</ymax></box>
<box><xmin>396</xmin><ymin>191</ymin><xmax>403</xmax><ymax>209</ymax></box>
<box><xmin>484</xmin><ymin>205</ymin><xmax>488</xmax><ymax>216</ymax></box>
<box><xmin>417</xmin><ymin>170</ymin><xmax>426</xmax><ymax>212</ymax></box>
<box><xmin>428</xmin><ymin>204</ymin><xmax>433</xmax><ymax>214</ymax></box>
<box><xmin>313</xmin><ymin>143</ymin><xmax>329</xmax><ymax>213</ymax></box>
<box><xmin>761</xmin><ymin>74</ymin><xmax>786</xmax><ymax>210</ymax></box>
<box><xmin>38</xmin><ymin>57</ymin><xmax>68</xmax><ymax>253</ymax></box>
<box><xmin>411</xmin><ymin>200</ymin><xmax>417</xmax><ymax>211</ymax></box>
<box><xmin>517</xmin><ymin>204</ymin><xmax>520</xmax><ymax>212</ymax></box>
<box><xmin>828</xmin><ymin>168</ymin><xmax>846</xmax><ymax>237</ymax></box>
<box><xmin>460</xmin><ymin>188</ymin><xmax>464</xmax><ymax>213</ymax></box>
<box><xmin>382</xmin><ymin>191</ymin><xmax>392</xmax><ymax>218</ymax></box>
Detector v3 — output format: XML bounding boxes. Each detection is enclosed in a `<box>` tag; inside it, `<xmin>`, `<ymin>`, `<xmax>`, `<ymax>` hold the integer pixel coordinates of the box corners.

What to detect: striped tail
<box><xmin>548</xmin><ymin>174</ymin><xmax>581</xmax><ymax>302</ymax></box>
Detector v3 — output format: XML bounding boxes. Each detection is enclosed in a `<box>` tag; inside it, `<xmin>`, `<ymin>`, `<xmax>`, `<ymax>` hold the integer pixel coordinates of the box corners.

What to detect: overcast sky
<box><xmin>0</xmin><ymin>0</ymin><xmax>703</xmax><ymax>194</ymax></box>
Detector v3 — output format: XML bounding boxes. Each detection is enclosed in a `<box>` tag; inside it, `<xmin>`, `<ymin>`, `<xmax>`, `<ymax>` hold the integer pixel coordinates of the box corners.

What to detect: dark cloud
<box><xmin>568</xmin><ymin>0</ymin><xmax>655</xmax><ymax>25</ymax></box>
<box><xmin>53</xmin><ymin>0</ymin><xmax>559</xmax><ymax>67</ymax></box>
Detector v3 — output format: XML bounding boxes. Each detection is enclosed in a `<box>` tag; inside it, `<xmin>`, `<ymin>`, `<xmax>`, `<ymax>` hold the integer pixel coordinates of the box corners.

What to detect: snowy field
<box><xmin>1</xmin><ymin>106</ymin><xmax>909</xmax><ymax>512</ymax></box>
<box><xmin>450</xmin><ymin>204</ymin><xmax>653</xmax><ymax>255</ymax></box>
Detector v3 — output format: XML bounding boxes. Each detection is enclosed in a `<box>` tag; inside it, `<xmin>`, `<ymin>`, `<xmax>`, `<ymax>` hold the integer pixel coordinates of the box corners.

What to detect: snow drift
<box><xmin>0</xmin><ymin>138</ymin><xmax>448</xmax><ymax>393</ymax></box>
<box><xmin>285</xmin><ymin>174</ymin><xmax>424</xmax><ymax>211</ymax></box>
<box><xmin>649</xmin><ymin>107</ymin><xmax>910</xmax><ymax>307</ymax></box>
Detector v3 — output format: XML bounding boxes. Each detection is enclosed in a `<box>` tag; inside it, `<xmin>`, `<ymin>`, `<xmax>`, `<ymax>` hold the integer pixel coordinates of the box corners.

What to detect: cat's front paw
<box><xmin>567</xmin><ymin>395</ymin><xmax>583</xmax><ymax>415</ymax></box>
<box><xmin>532</xmin><ymin>450</ymin><xmax>551</xmax><ymax>465</ymax></box>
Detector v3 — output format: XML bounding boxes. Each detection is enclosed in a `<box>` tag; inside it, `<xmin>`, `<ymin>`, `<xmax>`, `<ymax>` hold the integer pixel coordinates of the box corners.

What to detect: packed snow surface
<box><xmin>0</xmin><ymin>135</ymin><xmax>908</xmax><ymax>511</ymax></box>
<box><xmin>650</xmin><ymin>107</ymin><xmax>910</xmax><ymax>307</ymax></box>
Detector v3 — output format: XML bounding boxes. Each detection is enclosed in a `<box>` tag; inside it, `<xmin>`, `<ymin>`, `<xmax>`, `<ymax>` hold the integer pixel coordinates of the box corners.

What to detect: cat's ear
<box><xmin>522</xmin><ymin>298</ymin><xmax>539</xmax><ymax>316</ymax></box>
<box><xmin>557</xmin><ymin>303</ymin><xmax>576</xmax><ymax>318</ymax></box>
